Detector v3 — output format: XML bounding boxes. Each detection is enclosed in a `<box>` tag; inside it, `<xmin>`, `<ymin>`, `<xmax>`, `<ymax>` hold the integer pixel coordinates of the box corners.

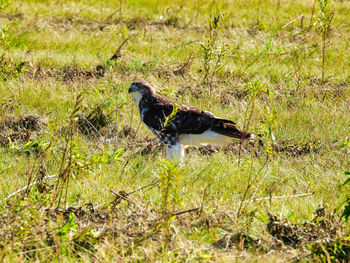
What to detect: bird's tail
<box><xmin>211</xmin><ymin>119</ymin><xmax>254</xmax><ymax>141</ymax></box>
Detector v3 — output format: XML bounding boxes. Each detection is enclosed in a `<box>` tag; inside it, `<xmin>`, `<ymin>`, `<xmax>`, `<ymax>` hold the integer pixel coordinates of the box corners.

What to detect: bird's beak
<box><xmin>128</xmin><ymin>84</ymin><xmax>136</xmax><ymax>93</ymax></box>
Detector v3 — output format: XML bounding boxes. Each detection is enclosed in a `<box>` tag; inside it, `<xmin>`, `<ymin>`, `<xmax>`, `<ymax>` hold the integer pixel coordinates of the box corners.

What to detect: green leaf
<box><xmin>57</xmin><ymin>213</ymin><xmax>77</xmax><ymax>237</ymax></box>
<box><xmin>342</xmin><ymin>198</ymin><xmax>350</xmax><ymax>222</ymax></box>
<box><xmin>343</xmin><ymin>172</ymin><xmax>350</xmax><ymax>185</ymax></box>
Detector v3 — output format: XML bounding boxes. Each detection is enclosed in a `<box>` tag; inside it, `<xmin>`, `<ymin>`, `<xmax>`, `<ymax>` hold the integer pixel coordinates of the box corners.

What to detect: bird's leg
<box><xmin>166</xmin><ymin>142</ymin><xmax>184</xmax><ymax>161</ymax></box>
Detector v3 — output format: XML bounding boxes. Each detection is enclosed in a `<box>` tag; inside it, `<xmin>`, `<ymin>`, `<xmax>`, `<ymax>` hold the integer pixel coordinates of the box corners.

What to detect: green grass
<box><xmin>0</xmin><ymin>0</ymin><xmax>349</xmax><ymax>261</ymax></box>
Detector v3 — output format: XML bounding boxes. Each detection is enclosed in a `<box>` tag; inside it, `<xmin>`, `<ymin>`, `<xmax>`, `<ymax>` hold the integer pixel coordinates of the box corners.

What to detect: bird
<box><xmin>128</xmin><ymin>80</ymin><xmax>255</xmax><ymax>160</ymax></box>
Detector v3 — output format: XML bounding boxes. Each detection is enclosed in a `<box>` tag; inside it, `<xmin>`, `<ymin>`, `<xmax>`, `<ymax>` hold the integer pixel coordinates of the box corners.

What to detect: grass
<box><xmin>0</xmin><ymin>0</ymin><xmax>349</xmax><ymax>261</ymax></box>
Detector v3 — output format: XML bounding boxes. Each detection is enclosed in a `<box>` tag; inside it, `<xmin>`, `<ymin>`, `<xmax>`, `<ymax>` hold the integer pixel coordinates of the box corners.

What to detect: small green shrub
<box><xmin>200</xmin><ymin>12</ymin><xmax>228</xmax><ymax>84</ymax></box>
<box><xmin>0</xmin><ymin>0</ymin><xmax>11</xmax><ymax>12</ymax></box>
<box><xmin>0</xmin><ymin>24</ymin><xmax>25</xmax><ymax>81</ymax></box>
<box><xmin>316</xmin><ymin>0</ymin><xmax>334</xmax><ymax>82</ymax></box>
<box><xmin>342</xmin><ymin>171</ymin><xmax>350</xmax><ymax>222</ymax></box>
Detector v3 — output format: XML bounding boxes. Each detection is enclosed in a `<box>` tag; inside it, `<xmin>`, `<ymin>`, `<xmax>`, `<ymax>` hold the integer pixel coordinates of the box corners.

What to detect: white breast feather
<box><xmin>131</xmin><ymin>92</ymin><xmax>143</xmax><ymax>116</ymax></box>
<box><xmin>179</xmin><ymin>130</ymin><xmax>234</xmax><ymax>146</ymax></box>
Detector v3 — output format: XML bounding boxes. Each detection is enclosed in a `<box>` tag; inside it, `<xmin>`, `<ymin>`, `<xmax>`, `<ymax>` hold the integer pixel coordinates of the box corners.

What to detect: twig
<box><xmin>105</xmin><ymin>9</ymin><xmax>120</xmax><ymax>21</ymax></box>
<box><xmin>237</xmin><ymin>159</ymin><xmax>255</xmax><ymax>215</ymax></box>
<box><xmin>128</xmin><ymin>179</ymin><xmax>160</xmax><ymax>195</ymax></box>
<box><xmin>288</xmin><ymin>252</ymin><xmax>312</xmax><ymax>263</ymax></box>
<box><xmin>282</xmin><ymin>15</ymin><xmax>304</xmax><ymax>30</ymax></box>
<box><xmin>94</xmin><ymin>34</ymin><xmax>136</xmax><ymax>76</ymax></box>
<box><xmin>309</xmin><ymin>0</ymin><xmax>317</xmax><ymax>28</ymax></box>
<box><xmin>168</xmin><ymin>40</ymin><xmax>199</xmax><ymax>51</ymax></box>
<box><xmin>0</xmin><ymin>166</ymin><xmax>11</xmax><ymax>175</ymax></box>
<box><xmin>172</xmin><ymin>207</ymin><xmax>200</xmax><ymax>216</ymax></box>
<box><xmin>2</xmin><ymin>174</ymin><xmax>58</xmax><ymax>201</ymax></box>
<box><xmin>108</xmin><ymin>180</ymin><xmax>159</xmax><ymax>210</ymax></box>
<box><xmin>127</xmin><ymin>105</ymin><xmax>134</xmax><ymax>137</ymax></box>
<box><xmin>109</xmin><ymin>34</ymin><xmax>135</xmax><ymax>60</ymax></box>
<box><xmin>118</xmin><ymin>158</ymin><xmax>130</xmax><ymax>179</ymax></box>
<box><xmin>173</xmin><ymin>54</ymin><xmax>193</xmax><ymax>75</ymax></box>
<box><xmin>243</xmin><ymin>192</ymin><xmax>315</xmax><ymax>203</ymax></box>
<box><xmin>110</xmin><ymin>189</ymin><xmax>141</xmax><ymax>209</ymax></box>
<box><xmin>244</xmin><ymin>172</ymin><xmax>269</xmax><ymax>205</ymax></box>
<box><xmin>238</xmin><ymin>97</ymin><xmax>255</xmax><ymax>166</ymax></box>
<box><xmin>237</xmin><ymin>156</ymin><xmax>269</xmax><ymax>217</ymax></box>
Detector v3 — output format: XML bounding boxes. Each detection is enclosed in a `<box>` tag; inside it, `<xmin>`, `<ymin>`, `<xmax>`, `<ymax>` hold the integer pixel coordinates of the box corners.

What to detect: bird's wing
<box><xmin>141</xmin><ymin>98</ymin><xmax>245</xmax><ymax>138</ymax></box>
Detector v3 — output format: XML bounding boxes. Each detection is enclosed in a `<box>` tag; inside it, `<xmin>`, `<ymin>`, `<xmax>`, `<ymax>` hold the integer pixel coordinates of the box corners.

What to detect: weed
<box><xmin>77</xmin><ymin>101</ymin><xmax>113</xmax><ymax>136</ymax></box>
<box><xmin>341</xmin><ymin>171</ymin><xmax>350</xmax><ymax>222</ymax></box>
<box><xmin>0</xmin><ymin>114</ymin><xmax>47</xmax><ymax>145</ymax></box>
<box><xmin>0</xmin><ymin>0</ymin><xmax>11</xmax><ymax>12</ymax></box>
<box><xmin>57</xmin><ymin>213</ymin><xmax>77</xmax><ymax>237</ymax></box>
<box><xmin>200</xmin><ymin>12</ymin><xmax>228</xmax><ymax>85</ymax></box>
<box><xmin>158</xmin><ymin>160</ymin><xmax>184</xmax><ymax>244</ymax></box>
<box><xmin>0</xmin><ymin>24</ymin><xmax>25</xmax><ymax>81</ymax></box>
<box><xmin>163</xmin><ymin>104</ymin><xmax>180</xmax><ymax>128</ymax></box>
<box><xmin>316</xmin><ymin>0</ymin><xmax>334</xmax><ymax>82</ymax></box>
<box><xmin>310</xmin><ymin>237</ymin><xmax>350</xmax><ymax>262</ymax></box>
<box><xmin>50</xmin><ymin>94</ymin><xmax>123</xmax><ymax>207</ymax></box>
<box><xmin>159</xmin><ymin>161</ymin><xmax>183</xmax><ymax>214</ymax></box>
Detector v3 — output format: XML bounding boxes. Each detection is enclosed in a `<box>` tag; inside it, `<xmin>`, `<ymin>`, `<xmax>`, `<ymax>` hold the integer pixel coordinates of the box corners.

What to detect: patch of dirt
<box><xmin>195</xmin><ymin>138</ymin><xmax>322</xmax><ymax>158</ymax></box>
<box><xmin>267</xmin><ymin>208</ymin><xmax>344</xmax><ymax>248</ymax></box>
<box><xmin>45</xmin><ymin>204</ymin><xmax>112</xmax><ymax>225</ymax></box>
<box><xmin>123</xmin><ymin>16</ymin><xmax>181</xmax><ymax>30</ymax></box>
<box><xmin>77</xmin><ymin>104</ymin><xmax>112</xmax><ymax>136</ymax></box>
<box><xmin>325</xmin><ymin>80</ymin><xmax>350</xmax><ymax>99</ymax></box>
<box><xmin>0</xmin><ymin>200</ymin><xmax>160</xmax><ymax>257</ymax></box>
<box><xmin>220</xmin><ymin>89</ymin><xmax>249</xmax><ymax>104</ymax></box>
<box><xmin>195</xmin><ymin>141</ymin><xmax>260</xmax><ymax>157</ymax></box>
<box><xmin>61</xmin><ymin>65</ymin><xmax>104</xmax><ymax>81</ymax></box>
<box><xmin>0</xmin><ymin>12</ymin><xmax>24</xmax><ymax>20</ymax></box>
<box><xmin>272</xmin><ymin>141</ymin><xmax>321</xmax><ymax>156</ymax></box>
<box><xmin>213</xmin><ymin>208</ymin><xmax>346</xmax><ymax>260</ymax></box>
<box><xmin>214</xmin><ymin>233</ymin><xmax>261</xmax><ymax>250</ymax></box>
<box><xmin>0</xmin><ymin>99</ymin><xmax>20</xmax><ymax>113</ymax></box>
<box><xmin>137</xmin><ymin>139</ymin><xmax>165</xmax><ymax>156</ymax></box>
<box><xmin>176</xmin><ymin>85</ymin><xmax>203</xmax><ymax>99</ymax></box>
<box><xmin>118</xmin><ymin>126</ymin><xmax>137</xmax><ymax>138</ymax></box>
<box><xmin>47</xmin><ymin>15</ymin><xmax>106</xmax><ymax>32</ymax></box>
<box><xmin>40</xmin><ymin>14</ymin><xmax>183</xmax><ymax>33</ymax></box>
<box><xmin>197</xmin><ymin>145</ymin><xmax>219</xmax><ymax>155</ymax></box>
<box><xmin>31</xmin><ymin>65</ymin><xmax>104</xmax><ymax>82</ymax></box>
<box><xmin>0</xmin><ymin>114</ymin><xmax>47</xmax><ymax>145</ymax></box>
<box><xmin>155</xmin><ymin>56</ymin><xmax>193</xmax><ymax>77</ymax></box>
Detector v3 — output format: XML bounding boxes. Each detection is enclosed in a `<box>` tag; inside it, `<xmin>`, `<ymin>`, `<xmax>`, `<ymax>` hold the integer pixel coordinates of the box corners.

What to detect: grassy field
<box><xmin>0</xmin><ymin>0</ymin><xmax>349</xmax><ymax>261</ymax></box>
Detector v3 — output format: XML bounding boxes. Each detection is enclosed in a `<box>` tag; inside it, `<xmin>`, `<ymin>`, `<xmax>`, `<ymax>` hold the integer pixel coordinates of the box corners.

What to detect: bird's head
<box><xmin>128</xmin><ymin>81</ymin><xmax>155</xmax><ymax>96</ymax></box>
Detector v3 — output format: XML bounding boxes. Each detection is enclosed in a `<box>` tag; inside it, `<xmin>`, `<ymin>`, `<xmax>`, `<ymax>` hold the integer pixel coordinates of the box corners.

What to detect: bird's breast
<box><xmin>131</xmin><ymin>92</ymin><xmax>143</xmax><ymax>114</ymax></box>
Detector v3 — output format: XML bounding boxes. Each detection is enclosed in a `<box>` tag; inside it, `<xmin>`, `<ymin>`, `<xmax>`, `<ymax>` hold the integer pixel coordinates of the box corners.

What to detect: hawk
<box><xmin>128</xmin><ymin>80</ymin><xmax>255</xmax><ymax>160</ymax></box>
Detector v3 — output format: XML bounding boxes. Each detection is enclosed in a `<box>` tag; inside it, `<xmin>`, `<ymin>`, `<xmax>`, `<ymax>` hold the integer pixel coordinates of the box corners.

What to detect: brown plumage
<box><xmin>128</xmin><ymin>80</ymin><xmax>254</xmax><ymax>160</ymax></box>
